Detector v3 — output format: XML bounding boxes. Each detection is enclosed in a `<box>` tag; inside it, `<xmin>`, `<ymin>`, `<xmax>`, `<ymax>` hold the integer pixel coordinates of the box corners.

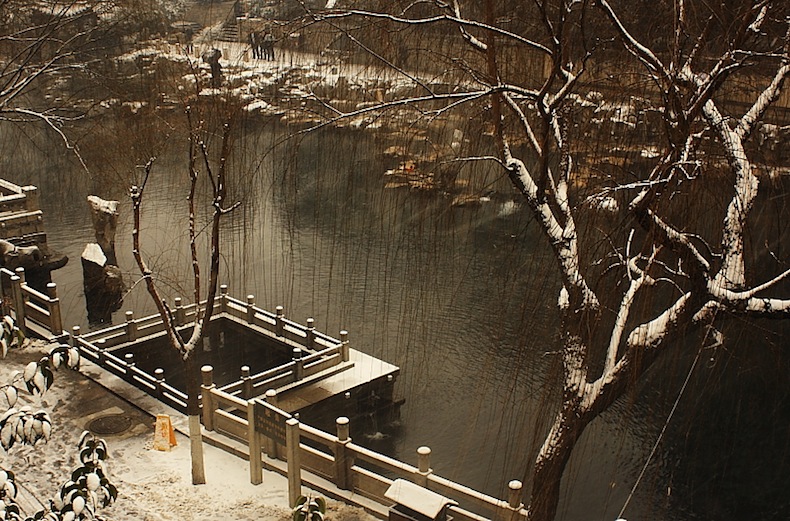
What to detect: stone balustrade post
<box><xmin>174</xmin><ymin>297</ymin><xmax>185</xmax><ymax>326</ymax></box>
<box><xmin>219</xmin><ymin>284</ymin><xmax>228</xmax><ymax>313</ymax></box>
<box><xmin>9</xmin><ymin>274</ymin><xmax>25</xmax><ymax>334</ymax></box>
<box><xmin>125</xmin><ymin>310</ymin><xmax>137</xmax><ymax>341</ymax></box>
<box><xmin>241</xmin><ymin>365</ymin><xmax>253</xmax><ymax>399</ymax></box>
<box><xmin>246</xmin><ymin>295</ymin><xmax>255</xmax><ymax>323</ymax></box>
<box><xmin>286</xmin><ymin>418</ymin><xmax>302</xmax><ymax>507</ymax></box>
<box><xmin>292</xmin><ymin>348</ymin><xmax>304</xmax><ymax>381</ymax></box>
<box><xmin>154</xmin><ymin>368</ymin><xmax>165</xmax><ymax>398</ymax></box>
<box><xmin>263</xmin><ymin>389</ymin><xmax>278</xmax><ymax>458</ymax></box>
<box><xmin>96</xmin><ymin>338</ymin><xmax>106</xmax><ymax>364</ymax></box>
<box><xmin>306</xmin><ymin>318</ymin><xmax>315</xmax><ymax>349</ymax></box>
<box><xmin>416</xmin><ymin>446</ymin><xmax>432</xmax><ymax>487</ymax></box>
<box><xmin>334</xmin><ymin>417</ymin><xmax>352</xmax><ymax>490</ymax></box>
<box><xmin>46</xmin><ymin>282</ymin><xmax>63</xmax><ymax>336</ymax></box>
<box><xmin>70</xmin><ymin>326</ymin><xmax>81</xmax><ymax>348</ymax></box>
<box><xmin>498</xmin><ymin>480</ymin><xmax>525</xmax><ymax>521</ymax></box>
<box><xmin>247</xmin><ymin>399</ymin><xmax>262</xmax><ymax>485</ymax></box>
<box><xmin>201</xmin><ymin>365</ymin><xmax>216</xmax><ymax>431</ymax></box>
<box><xmin>275</xmin><ymin>306</ymin><xmax>284</xmax><ymax>337</ymax></box>
<box><xmin>339</xmin><ymin>330</ymin><xmax>349</xmax><ymax>362</ymax></box>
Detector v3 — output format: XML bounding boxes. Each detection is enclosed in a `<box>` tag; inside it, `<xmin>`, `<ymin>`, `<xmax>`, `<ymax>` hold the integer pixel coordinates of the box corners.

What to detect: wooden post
<box><xmin>286</xmin><ymin>417</ymin><xmax>302</xmax><ymax>507</ymax></box>
<box><xmin>9</xmin><ymin>274</ymin><xmax>25</xmax><ymax>334</ymax></box>
<box><xmin>154</xmin><ymin>368</ymin><xmax>165</xmax><ymax>398</ymax></box>
<box><xmin>292</xmin><ymin>348</ymin><xmax>304</xmax><ymax>381</ymax></box>
<box><xmin>174</xmin><ymin>297</ymin><xmax>185</xmax><ymax>326</ymax></box>
<box><xmin>241</xmin><ymin>365</ymin><xmax>253</xmax><ymax>399</ymax></box>
<box><xmin>264</xmin><ymin>389</ymin><xmax>278</xmax><ymax>458</ymax></box>
<box><xmin>275</xmin><ymin>306</ymin><xmax>284</xmax><ymax>336</ymax></box>
<box><xmin>339</xmin><ymin>330</ymin><xmax>349</xmax><ymax>362</ymax></box>
<box><xmin>334</xmin><ymin>417</ymin><xmax>351</xmax><ymax>490</ymax></box>
<box><xmin>124</xmin><ymin>352</ymin><xmax>134</xmax><ymax>369</ymax></box>
<box><xmin>201</xmin><ymin>365</ymin><xmax>216</xmax><ymax>431</ymax></box>
<box><xmin>246</xmin><ymin>295</ymin><xmax>255</xmax><ymax>323</ymax></box>
<box><xmin>45</xmin><ymin>283</ymin><xmax>63</xmax><ymax>335</ymax></box>
<box><xmin>416</xmin><ymin>446</ymin><xmax>432</xmax><ymax>487</ymax></box>
<box><xmin>248</xmin><ymin>399</ymin><xmax>263</xmax><ymax>485</ymax></box>
<box><xmin>306</xmin><ymin>318</ymin><xmax>315</xmax><ymax>349</ymax></box>
<box><xmin>125</xmin><ymin>310</ymin><xmax>137</xmax><ymax>341</ymax></box>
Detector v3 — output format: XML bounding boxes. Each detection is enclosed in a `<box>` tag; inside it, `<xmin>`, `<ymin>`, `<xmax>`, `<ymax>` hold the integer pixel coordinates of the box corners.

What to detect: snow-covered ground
<box><xmin>0</xmin><ymin>340</ymin><xmax>373</xmax><ymax>521</ymax></box>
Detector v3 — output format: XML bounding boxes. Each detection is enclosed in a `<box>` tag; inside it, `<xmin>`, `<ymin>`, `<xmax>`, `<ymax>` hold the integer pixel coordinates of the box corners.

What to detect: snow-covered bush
<box><xmin>0</xmin><ymin>316</ymin><xmax>117</xmax><ymax>520</ymax></box>
<box><xmin>292</xmin><ymin>495</ymin><xmax>326</xmax><ymax>521</ymax></box>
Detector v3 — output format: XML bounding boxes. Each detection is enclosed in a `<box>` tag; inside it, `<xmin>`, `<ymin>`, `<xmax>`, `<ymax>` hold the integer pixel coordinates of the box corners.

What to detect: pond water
<box><xmin>1</xmin><ymin>112</ymin><xmax>789</xmax><ymax>521</ymax></box>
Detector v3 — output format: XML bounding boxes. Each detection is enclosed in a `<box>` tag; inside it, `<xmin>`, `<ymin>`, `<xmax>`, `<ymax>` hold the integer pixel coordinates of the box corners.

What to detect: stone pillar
<box><xmin>87</xmin><ymin>195</ymin><xmax>119</xmax><ymax>265</ymax></box>
<box><xmin>83</xmin><ymin>196</ymin><xmax>123</xmax><ymax>324</ymax></box>
<box><xmin>81</xmin><ymin>243</ymin><xmax>123</xmax><ymax>324</ymax></box>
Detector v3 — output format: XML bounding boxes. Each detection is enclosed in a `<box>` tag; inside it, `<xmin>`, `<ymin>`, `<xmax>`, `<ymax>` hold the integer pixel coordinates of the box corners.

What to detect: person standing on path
<box><xmin>202</xmin><ymin>48</ymin><xmax>222</xmax><ymax>87</ymax></box>
<box><xmin>249</xmin><ymin>30</ymin><xmax>259</xmax><ymax>59</ymax></box>
<box><xmin>184</xmin><ymin>27</ymin><xmax>194</xmax><ymax>55</ymax></box>
<box><xmin>263</xmin><ymin>31</ymin><xmax>275</xmax><ymax>60</ymax></box>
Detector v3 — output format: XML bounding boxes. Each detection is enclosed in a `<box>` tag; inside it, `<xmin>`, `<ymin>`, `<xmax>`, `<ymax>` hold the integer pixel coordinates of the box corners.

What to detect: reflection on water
<box><xmin>2</xmin><ymin>115</ymin><xmax>790</xmax><ymax>520</ymax></box>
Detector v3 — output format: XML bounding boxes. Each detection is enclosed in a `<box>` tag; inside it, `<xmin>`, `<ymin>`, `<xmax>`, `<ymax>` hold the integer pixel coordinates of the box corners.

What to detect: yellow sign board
<box><xmin>153</xmin><ymin>414</ymin><xmax>177</xmax><ymax>451</ymax></box>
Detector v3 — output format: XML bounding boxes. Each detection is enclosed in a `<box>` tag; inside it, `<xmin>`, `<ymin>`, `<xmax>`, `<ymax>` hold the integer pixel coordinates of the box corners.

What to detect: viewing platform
<box><xmin>67</xmin><ymin>287</ymin><xmax>400</xmax><ymax>423</ymax></box>
<box><xmin>0</xmin><ymin>179</ymin><xmax>68</xmax><ymax>288</ymax></box>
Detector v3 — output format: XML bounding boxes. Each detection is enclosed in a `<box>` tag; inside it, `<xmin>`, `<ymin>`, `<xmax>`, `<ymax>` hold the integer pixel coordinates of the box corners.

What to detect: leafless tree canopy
<box><xmin>293</xmin><ymin>1</ymin><xmax>790</xmax><ymax>519</ymax></box>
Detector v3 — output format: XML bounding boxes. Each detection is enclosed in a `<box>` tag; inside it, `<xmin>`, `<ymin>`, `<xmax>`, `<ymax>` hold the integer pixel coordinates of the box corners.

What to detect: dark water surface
<box><xmin>2</xmin><ymin>115</ymin><xmax>789</xmax><ymax>521</ymax></box>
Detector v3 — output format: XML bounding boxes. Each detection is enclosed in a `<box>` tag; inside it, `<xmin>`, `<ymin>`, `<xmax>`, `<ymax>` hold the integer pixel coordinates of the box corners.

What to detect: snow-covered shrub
<box><xmin>0</xmin><ymin>316</ymin><xmax>116</xmax><ymax>520</ymax></box>
<box><xmin>292</xmin><ymin>495</ymin><xmax>326</xmax><ymax>521</ymax></box>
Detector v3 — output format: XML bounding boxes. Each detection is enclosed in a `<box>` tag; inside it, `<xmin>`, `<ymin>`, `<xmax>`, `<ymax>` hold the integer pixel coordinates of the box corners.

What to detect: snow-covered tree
<box><xmin>293</xmin><ymin>1</ymin><xmax>790</xmax><ymax>519</ymax></box>
<box><xmin>0</xmin><ymin>0</ymin><xmax>172</xmax><ymax>169</ymax></box>
<box><xmin>130</xmin><ymin>103</ymin><xmax>241</xmax><ymax>485</ymax></box>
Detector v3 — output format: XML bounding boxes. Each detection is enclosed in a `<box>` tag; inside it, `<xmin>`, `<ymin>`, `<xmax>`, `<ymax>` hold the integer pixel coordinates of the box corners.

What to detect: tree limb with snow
<box><xmin>297</xmin><ymin>0</ymin><xmax>790</xmax><ymax>519</ymax></box>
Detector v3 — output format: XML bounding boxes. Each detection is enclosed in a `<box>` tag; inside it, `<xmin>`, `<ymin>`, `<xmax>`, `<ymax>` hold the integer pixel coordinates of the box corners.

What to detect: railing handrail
<box><xmin>70</xmin><ymin>291</ymin><xmax>352</xmax><ymax>412</ymax></box>
<box><xmin>204</xmin><ymin>385</ymin><xmax>526</xmax><ymax>521</ymax></box>
<box><xmin>76</xmin><ymin>336</ymin><xmax>188</xmax><ymax>410</ymax></box>
<box><xmin>0</xmin><ymin>267</ymin><xmax>63</xmax><ymax>336</ymax></box>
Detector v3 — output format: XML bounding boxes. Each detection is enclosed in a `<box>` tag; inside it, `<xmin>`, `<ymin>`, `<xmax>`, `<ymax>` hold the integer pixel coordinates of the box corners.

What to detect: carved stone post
<box><xmin>46</xmin><ymin>282</ymin><xmax>63</xmax><ymax>335</ymax></box>
<box><xmin>241</xmin><ymin>365</ymin><xmax>253</xmax><ymax>399</ymax></box>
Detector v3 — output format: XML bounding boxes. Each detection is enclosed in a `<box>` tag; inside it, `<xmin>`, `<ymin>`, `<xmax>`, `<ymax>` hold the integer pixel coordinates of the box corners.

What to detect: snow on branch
<box><xmin>504</xmin><ymin>154</ymin><xmax>598</xmax><ymax>310</ymax></box>
<box><xmin>596</xmin><ymin>0</ymin><xmax>670</xmax><ymax>83</ymax></box>
<box><xmin>642</xmin><ymin>208</ymin><xmax>711</xmax><ymax>273</ymax></box>
<box><xmin>703</xmin><ymin>99</ymin><xmax>758</xmax><ymax>290</ymax></box>
<box><xmin>736</xmin><ymin>62</ymin><xmax>790</xmax><ymax>141</ymax></box>
<box><xmin>315</xmin><ymin>9</ymin><xmax>553</xmax><ymax>55</ymax></box>
<box><xmin>626</xmin><ymin>293</ymin><xmax>692</xmax><ymax>350</ymax></box>
<box><xmin>744</xmin><ymin>297</ymin><xmax>790</xmax><ymax>316</ymax></box>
